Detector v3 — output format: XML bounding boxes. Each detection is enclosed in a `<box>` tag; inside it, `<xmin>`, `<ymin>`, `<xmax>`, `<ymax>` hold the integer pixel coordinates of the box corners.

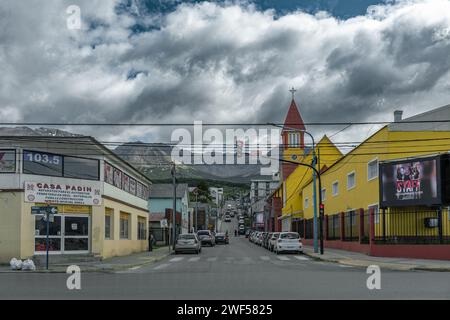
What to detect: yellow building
<box><xmin>298</xmin><ymin>106</ymin><xmax>450</xmax><ymax>243</ymax></box>
<box><xmin>280</xmin><ymin>135</ymin><xmax>342</xmax><ymax>231</ymax></box>
<box><xmin>0</xmin><ymin>136</ymin><xmax>151</xmax><ymax>263</ymax></box>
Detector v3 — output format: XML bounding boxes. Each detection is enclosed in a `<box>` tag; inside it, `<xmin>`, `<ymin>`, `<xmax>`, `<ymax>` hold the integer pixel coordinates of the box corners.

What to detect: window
<box><xmin>104</xmin><ymin>162</ymin><xmax>114</xmax><ymax>184</ymax></box>
<box><xmin>23</xmin><ymin>150</ymin><xmax>62</xmax><ymax>177</ymax></box>
<box><xmin>321</xmin><ymin>188</ymin><xmax>326</xmax><ymax>201</ymax></box>
<box><xmin>105</xmin><ymin>208</ymin><xmax>113</xmax><ymax>239</ymax></box>
<box><xmin>346</xmin><ymin>210</ymin><xmax>356</xmax><ymax>226</ymax></box>
<box><xmin>368</xmin><ymin>159</ymin><xmax>378</xmax><ymax>181</ymax></box>
<box><xmin>64</xmin><ymin>156</ymin><xmax>99</xmax><ymax>180</ymax></box>
<box><xmin>113</xmin><ymin>168</ymin><xmax>122</xmax><ymax>188</ymax></box>
<box><xmin>0</xmin><ymin>149</ymin><xmax>16</xmax><ymax>173</ymax></box>
<box><xmin>332</xmin><ymin>181</ymin><xmax>339</xmax><ymax>196</ymax></box>
<box><xmin>120</xmin><ymin>213</ymin><xmax>130</xmax><ymax>239</ymax></box>
<box><xmin>347</xmin><ymin>172</ymin><xmax>356</xmax><ymax>190</ymax></box>
<box><xmin>304</xmin><ymin>198</ymin><xmax>309</xmax><ymax>209</ymax></box>
<box><xmin>138</xmin><ymin>217</ymin><xmax>146</xmax><ymax>240</ymax></box>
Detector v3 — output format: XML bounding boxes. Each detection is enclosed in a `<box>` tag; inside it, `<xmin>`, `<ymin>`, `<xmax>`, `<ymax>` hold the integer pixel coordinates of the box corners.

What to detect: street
<box><xmin>1</xmin><ymin>217</ymin><xmax>450</xmax><ymax>299</ymax></box>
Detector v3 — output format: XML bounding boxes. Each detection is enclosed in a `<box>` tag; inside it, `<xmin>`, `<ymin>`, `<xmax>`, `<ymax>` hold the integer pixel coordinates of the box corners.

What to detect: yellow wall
<box><xmin>0</xmin><ymin>193</ymin><xmax>149</xmax><ymax>263</ymax></box>
<box><xmin>302</xmin><ymin>127</ymin><xmax>450</xmax><ymax>219</ymax></box>
<box><xmin>0</xmin><ymin>192</ymin><xmax>22</xmax><ymax>263</ymax></box>
<box><xmin>282</xmin><ymin>135</ymin><xmax>343</xmax><ymax>218</ymax></box>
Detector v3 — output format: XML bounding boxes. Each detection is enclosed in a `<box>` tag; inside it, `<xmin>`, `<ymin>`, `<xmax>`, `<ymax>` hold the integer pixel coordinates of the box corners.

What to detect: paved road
<box><xmin>1</xmin><ymin>217</ymin><xmax>450</xmax><ymax>299</ymax></box>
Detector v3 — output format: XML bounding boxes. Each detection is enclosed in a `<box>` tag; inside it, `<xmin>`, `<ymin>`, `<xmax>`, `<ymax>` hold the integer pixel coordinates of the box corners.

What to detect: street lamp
<box><xmin>267</xmin><ymin>122</ymin><xmax>321</xmax><ymax>254</ymax></box>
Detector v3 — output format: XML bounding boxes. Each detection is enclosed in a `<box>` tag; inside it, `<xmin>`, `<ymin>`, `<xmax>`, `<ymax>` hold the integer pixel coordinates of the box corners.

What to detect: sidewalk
<box><xmin>303</xmin><ymin>245</ymin><xmax>450</xmax><ymax>272</ymax></box>
<box><xmin>0</xmin><ymin>246</ymin><xmax>171</xmax><ymax>273</ymax></box>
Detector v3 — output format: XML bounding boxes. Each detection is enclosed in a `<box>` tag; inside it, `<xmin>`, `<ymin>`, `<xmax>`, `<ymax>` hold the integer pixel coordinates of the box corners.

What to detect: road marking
<box><xmin>277</xmin><ymin>256</ymin><xmax>290</xmax><ymax>261</ymax></box>
<box><xmin>207</xmin><ymin>257</ymin><xmax>218</xmax><ymax>262</ymax></box>
<box><xmin>153</xmin><ymin>263</ymin><xmax>169</xmax><ymax>270</ymax></box>
<box><xmin>294</xmin><ymin>256</ymin><xmax>309</xmax><ymax>261</ymax></box>
<box><xmin>169</xmin><ymin>257</ymin><xmax>184</xmax><ymax>262</ymax></box>
<box><xmin>242</xmin><ymin>257</ymin><xmax>253</xmax><ymax>263</ymax></box>
<box><xmin>188</xmin><ymin>257</ymin><xmax>200</xmax><ymax>262</ymax></box>
<box><xmin>260</xmin><ymin>256</ymin><xmax>271</xmax><ymax>261</ymax></box>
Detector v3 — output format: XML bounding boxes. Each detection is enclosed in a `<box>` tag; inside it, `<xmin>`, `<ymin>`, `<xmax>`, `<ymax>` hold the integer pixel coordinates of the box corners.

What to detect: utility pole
<box><xmin>195</xmin><ymin>190</ymin><xmax>199</xmax><ymax>232</ymax></box>
<box><xmin>171</xmin><ymin>162</ymin><xmax>177</xmax><ymax>251</ymax></box>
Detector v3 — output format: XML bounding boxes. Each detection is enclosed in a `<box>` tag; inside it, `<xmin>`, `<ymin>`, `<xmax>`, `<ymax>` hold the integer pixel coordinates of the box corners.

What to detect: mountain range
<box><xmin>0</xmin><ymin>126</ymin><xmax>268</xmax><ymax>183</ymax></box>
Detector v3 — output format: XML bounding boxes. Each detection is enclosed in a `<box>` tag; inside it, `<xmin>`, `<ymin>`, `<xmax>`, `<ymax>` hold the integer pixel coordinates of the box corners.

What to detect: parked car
<box><xmin>268</xmin><ymin>232</ymin><xmax>280</xmax><ymax>251</ymax></box>
<box><xmin>274</xmin><ymin>232</ymin><xmax>303</xmax><ymax>254</ymax></box>
<box><xmin>224</xmin><ymin>215</ymin><xmax>231</xmax><ymax>222</ymax></box>
<box><xmin>263</xmin><ymin>232</ymin><xmax>272</xmax><ymax>249</ymax></box>
<box><xmin>245</xmin><ymin>229</ymin><xmax>250</xmax><ymax>238</ymax></box>
<box><xmin>256</xmin><ymin>232</ymin><xmax>263</xmax><ymax>246</ymax></box>
<box><xmin>197</xmin><ymin>230</ymin><xmax>216</xmax><ymax>247</ymax></box>
<box><xmin>215</xmin><ymin>232</ymin><xmax>229</xmax><ymax>244</ymax></box>
<box><xmin>249</xmin><ymin>231</ymin><xmax>255</xmax><ymax>242</ymax></box>
<box><xmin>239</xmin><ymin>225</ymin><xmax>245</xmax><ymax>235</ymax></box>
<box><xmin>175</xmin><ymin>233</ymin><xmax>201</xmax><ymax>254</ymax></box>
<box><xmin>238</xmin><ymin>218</ymin><xmax>244</xmax><ymax>224</ymax></box>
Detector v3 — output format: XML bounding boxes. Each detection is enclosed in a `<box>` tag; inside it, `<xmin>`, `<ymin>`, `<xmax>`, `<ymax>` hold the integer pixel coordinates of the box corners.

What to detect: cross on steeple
<box><xmin>289</xmin><ymin>87</ymin><xmax>296</xmax><ymax>100</ymax></box>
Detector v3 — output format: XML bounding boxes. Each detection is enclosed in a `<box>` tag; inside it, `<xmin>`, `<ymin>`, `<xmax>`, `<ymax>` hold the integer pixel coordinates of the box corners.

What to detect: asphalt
<box><xmin>0</xmin><ymin>216</ymin><xmax>450</xmax><ymax>299</ymax></box>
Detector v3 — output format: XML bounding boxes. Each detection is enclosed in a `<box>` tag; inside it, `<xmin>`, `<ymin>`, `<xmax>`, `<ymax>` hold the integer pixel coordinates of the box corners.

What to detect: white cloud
<box><xmin>1</xmin><ymin>0</ymin><xmax>450</xmax><ymax>145</ymax></box>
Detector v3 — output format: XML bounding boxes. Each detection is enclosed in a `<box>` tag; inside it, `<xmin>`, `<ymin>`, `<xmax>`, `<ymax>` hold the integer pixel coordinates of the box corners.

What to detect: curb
<box><xmin>303</xmin><ymin>251</ymin><xmax>450</xmax><ymax>272</ymax></box>
<box><xmin>0</xmin><ymin>251</ymin><xmax>171</xmax><ymax>274</ymax></box>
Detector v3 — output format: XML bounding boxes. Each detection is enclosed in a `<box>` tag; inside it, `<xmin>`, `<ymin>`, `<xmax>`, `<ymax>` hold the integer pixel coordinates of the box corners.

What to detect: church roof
<box><xmin>282</xmin><ymin>99</ymin><xmax>305</xmax><ymax>132</ymax></box>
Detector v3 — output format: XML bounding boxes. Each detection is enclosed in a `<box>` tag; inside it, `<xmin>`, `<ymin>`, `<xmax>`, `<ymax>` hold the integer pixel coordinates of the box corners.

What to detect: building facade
<box><xmin>0</xmin><ymin>136</ymin><xmax>151</xmax><ymax>263</ymax></box>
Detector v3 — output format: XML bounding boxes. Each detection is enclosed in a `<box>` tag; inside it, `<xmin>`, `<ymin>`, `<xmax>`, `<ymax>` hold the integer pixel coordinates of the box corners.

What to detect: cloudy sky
<box><xmin>1</xmin><ymin>0</ymin><xmax>450</xmax><ymax>146</ymax></box>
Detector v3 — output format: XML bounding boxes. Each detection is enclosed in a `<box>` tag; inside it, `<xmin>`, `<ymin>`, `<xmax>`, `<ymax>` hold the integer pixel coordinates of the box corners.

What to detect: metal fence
<box><xmin>305</xmin><ymin>218</ymin><xmax>314</xmax><ymax>239</ymax></box>
<box><xmin>343</xmin><ymin>210</ymin><xmax>359</xmax><ymax>241</ymax></box>
<box><xmin>374</xmin><ymin>208</ymin><xmax>450</xmax><ymax>244</ymax></box>
<box><xmin>327</xmin><ymin>214</ymin><xmax>340</xmax><ymax>240</ymax></box>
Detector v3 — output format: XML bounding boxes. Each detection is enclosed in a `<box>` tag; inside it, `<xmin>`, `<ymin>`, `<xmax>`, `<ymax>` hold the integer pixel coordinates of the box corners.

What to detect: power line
<box><xmin>1</xmin><ymin>119</ymin><xmax>450</xmax><ymax>126</ymax></box>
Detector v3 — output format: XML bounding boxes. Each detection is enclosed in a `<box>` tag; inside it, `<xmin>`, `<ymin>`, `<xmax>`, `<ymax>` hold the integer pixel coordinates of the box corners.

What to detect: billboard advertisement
<box><xmin>380</xmin><ymin>156</ymin><xmax>441</xmax><ymax>207</ymax></box>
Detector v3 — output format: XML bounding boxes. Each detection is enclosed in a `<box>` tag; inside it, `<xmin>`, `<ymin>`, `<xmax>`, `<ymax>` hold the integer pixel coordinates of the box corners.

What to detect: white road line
<box><xmin>260</xmin><ymin>256</ymin><xmax>271</xmax><ymax>261</ymax></box>
<box><xmin>277</xmin><ymin>256</ymin><xmax>290</xmax><ymax>261</ymax></box>
<box><xmin>188</xmin><ymin>257</ymin><xmax>200</xmax><ymax>262</ymax></box>
<box><xmin>207</xmin><ymin>257</ymin><xmax>218</xmax><ymax>262</ymax></box>
<box><xmin>153</xmin><ymin>263</ymin><xmax>170</xmax><ymax>270</ymax></box>
<box><xmin>169</xmin><ymin>257</ymin><xmax>184</xmax><ymax>262</ymax></box>
<box><xmin>294</xmin><ymin>256</ymin><xmax>309</xmax><ymax>261</ymax></box>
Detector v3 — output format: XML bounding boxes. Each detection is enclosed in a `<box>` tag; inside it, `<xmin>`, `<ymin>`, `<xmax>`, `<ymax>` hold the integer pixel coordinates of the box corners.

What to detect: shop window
<box><xmin>138</xmin><ymin>217</ymin><xmax>147</xmax><ymax>240</ymax></box>
<box><xmin>120</xmin><ymin>212</ymin><xmax>130</xmax><ymax>239</ymax></box>
<box><xmin>105</xmin><ymin>208</ymin><xmax>113</xmax><ymax>240</ymax></box>
<box><xmin>23</xmin><ymin>150</ymin><xmax>62</xmax><ymax>177</ymax></box>
<box><xmin>64</xmin><ymin>156</ymin><xmax>99</xmax><ymax>180</ymax></box>
<box><xmin>0</xmin><ymin>149</ymin><xmax>16</xmax><ymax>173</ymax></box>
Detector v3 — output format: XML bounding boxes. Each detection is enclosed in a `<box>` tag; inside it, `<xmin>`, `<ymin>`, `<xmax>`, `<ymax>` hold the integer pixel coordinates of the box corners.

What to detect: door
<box><xmin>34</xmin><ymin>215</ymin><xmax>90</xmax><ymax>254</ymax></box>
<box><xmin>63</xmin><ymin>216</ymin><xmax>90</xmax><ymax>253</ymax></box>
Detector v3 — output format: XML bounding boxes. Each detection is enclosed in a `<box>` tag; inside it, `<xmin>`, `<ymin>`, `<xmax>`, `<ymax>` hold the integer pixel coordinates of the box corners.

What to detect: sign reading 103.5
<box><xmin>24</xmin><ymin>151</ymin><xmax>61</xmax><ymax>165</ymax></box>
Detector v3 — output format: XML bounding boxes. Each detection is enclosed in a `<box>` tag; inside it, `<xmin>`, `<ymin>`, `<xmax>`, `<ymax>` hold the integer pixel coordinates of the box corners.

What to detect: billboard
<box><xmin>380</xmin><ymin>156</ymin><xmax>441</xmax><ymax>207</ymax></box>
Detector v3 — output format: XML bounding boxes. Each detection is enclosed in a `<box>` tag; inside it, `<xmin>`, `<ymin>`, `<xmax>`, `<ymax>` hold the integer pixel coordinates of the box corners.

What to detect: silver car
<box><xmin>175</xmin><ymin>233</ymin><xmax>202</xmax><ymax>254</ymax></box>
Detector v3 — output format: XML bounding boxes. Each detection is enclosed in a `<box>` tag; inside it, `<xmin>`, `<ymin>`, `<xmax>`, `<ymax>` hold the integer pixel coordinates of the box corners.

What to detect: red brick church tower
<box><xmin>280</xmin><ymin>88</ymin><xmax>306</xmax><ymax>180</ymax></box>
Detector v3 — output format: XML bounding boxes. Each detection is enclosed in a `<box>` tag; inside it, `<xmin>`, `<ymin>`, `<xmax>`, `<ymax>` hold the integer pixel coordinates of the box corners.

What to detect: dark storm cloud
<box><xmin>2</xmin><ymin>0</ymin><xmax>450</xmax><ymax>144</ymax></box>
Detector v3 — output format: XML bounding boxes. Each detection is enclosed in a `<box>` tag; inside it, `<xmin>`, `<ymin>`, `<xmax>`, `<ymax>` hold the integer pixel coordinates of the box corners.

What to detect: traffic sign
<box><xmin>31</xmin><ymin>206</ymin><xmax>58</xmax><ymax>215</ymax></box>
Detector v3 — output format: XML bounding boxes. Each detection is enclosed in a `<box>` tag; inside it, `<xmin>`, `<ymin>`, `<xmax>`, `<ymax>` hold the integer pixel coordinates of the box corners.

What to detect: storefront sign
<box><xmin>25</xmin><ymin>181</ymin><xmax>102</xmax><ymax>206</ymax></box>
<box><xmin>380</xmin><ymin>156</ymin><xmax>441</xmax><ymax>207</ymax></box>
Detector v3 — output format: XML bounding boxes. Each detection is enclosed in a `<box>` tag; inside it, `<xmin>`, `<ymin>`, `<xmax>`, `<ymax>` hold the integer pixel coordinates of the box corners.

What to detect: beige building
<box><xmin>0</xmin><ymin>136</ymin><xmax>151</xmax><ymax>263</ymax></box>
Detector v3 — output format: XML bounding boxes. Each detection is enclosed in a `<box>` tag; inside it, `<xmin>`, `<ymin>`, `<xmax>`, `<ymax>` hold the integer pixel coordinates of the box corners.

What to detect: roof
<box><xmin>388</xmin><ymin>104</ymin><xmax>450</xmax><ymax>132</ymax></box>
<box><xmin>149</xmin><ymin>183</ymin><xmax>188</xmax><ymax>198</ymax></box>
<box><xmin>282</xmin><ymin>99</ymin><xmax>305</xmax><ymax>133</ymax></box>
<box><xmin>149</xmin><ymin>213</ymin><xmax>166</xmax><ymax>222</ymax></box>
<box><xmin>0</xmin><ymin>135</ymin><xmax>152</xmax><ymax>185</ymax></box>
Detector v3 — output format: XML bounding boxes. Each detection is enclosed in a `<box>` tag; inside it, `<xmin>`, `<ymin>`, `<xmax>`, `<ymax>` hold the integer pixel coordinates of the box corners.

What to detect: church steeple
<box><xmin>281</xmin><ymin>88</ymin><xmax>306</xmax><ymax>180</ymax></box>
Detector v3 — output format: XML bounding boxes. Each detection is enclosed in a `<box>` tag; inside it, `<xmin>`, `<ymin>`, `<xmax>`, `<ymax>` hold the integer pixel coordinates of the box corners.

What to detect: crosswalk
<box><xmin>150</xmin><ymin>255</ymin><xmax>310</xmax><ymax>270</ymax></box>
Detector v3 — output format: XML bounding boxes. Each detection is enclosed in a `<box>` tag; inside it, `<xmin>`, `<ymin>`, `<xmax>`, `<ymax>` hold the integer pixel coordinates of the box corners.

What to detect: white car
<box><xmin>274</xmin><ymin>232</ymin><xmax>303</xmax><ymax>254</ymax></box>
<box><xmin>268</xmin><ymin>232</ymin><xmax>280</xmax><ymax>251</ymax></box>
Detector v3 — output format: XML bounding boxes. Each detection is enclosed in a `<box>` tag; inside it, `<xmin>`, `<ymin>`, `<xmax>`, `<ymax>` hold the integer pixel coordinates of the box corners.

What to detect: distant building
<box><xmin>149</xmin><ymin>183</ymin><xmax>189</xmax><ymax>234</ymax></box>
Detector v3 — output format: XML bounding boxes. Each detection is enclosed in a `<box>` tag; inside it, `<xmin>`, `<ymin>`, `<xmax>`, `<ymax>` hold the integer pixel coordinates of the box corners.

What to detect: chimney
<box><xmin>394</xmin><ymin>110</ymin><xmax>403</xmax><ymax>122</ymax></box>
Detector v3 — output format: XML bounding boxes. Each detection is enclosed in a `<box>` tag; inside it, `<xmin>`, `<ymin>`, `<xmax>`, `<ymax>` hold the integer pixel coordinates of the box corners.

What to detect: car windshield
<box><xmin>280</xmin><ymin>233</ymin><xmax>300</xmax><ymax>239</ymax></box>
<box><xmin>178</xmin><ymin>234</ymin><xmax>195</xmax><ymax>240</ymax></box>
<box><xmin>197</xmin><ymin>231</ymin><xmax>210</xmax><ymax>236</ymax></box>
<box><xmin>216</xmin><ymin>233</ymin><xmax>225</xmax><ymax>236</ymax></box>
